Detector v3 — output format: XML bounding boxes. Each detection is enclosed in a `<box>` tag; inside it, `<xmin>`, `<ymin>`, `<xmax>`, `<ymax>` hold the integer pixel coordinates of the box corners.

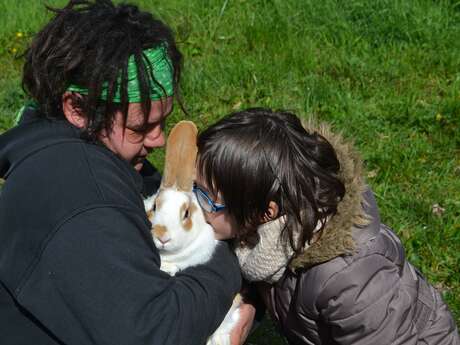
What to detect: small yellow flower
<box><xmin>232</xmin><ymin>101</ymin><xmax>242</xmax><ymax>110</ymax></box>
<box><xmin>16</xmin><ymin>32</ymin><xmax>23</xmax><ymax>38</ymax></box>
<box><xmin>435</xmin><ymin>113</ymin><xmax>443</xmax><ymax>121</ymax></box>
<box><xmin>11</xmin><ymin>47</ymin><xmax>17</xmax><ymax>53</ymax></box>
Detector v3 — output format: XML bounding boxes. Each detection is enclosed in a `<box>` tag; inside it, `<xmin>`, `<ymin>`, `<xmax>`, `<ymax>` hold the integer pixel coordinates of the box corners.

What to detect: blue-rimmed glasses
<box><xmin>192</xmin><ymin>183</ymin><xmax>226</xmax><ymax>213</ymax></box>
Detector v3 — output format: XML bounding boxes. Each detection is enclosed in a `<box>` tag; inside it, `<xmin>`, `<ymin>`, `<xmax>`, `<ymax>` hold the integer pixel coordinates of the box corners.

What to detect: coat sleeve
<box><xmin>14</xmin><ymin>207</ymin><xmax>241</xmax><ymax>345</ymax></box>
<box><xmin>315</xmin><ymin>254</ymin><xmax>420</xmax><ymax>345</ymax></box>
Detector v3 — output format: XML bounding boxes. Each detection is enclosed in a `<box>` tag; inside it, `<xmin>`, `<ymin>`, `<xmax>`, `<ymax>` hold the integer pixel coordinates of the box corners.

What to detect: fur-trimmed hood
<box><xmin>252</xmin><ymin>125</ymin><xmax>459</xmax><ymax>345</ymax></box>
<box><xmin>289</xmin><ymin>120</ymin><xmax>371</xmax><ymax>270</ymax></box>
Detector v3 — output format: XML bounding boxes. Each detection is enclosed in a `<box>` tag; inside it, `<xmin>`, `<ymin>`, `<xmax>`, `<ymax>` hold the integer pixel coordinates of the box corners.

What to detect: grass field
<box><xmin>0</xmin><ymin>0</ymin><xmax>459</xmax><ymax>343</ymax></box>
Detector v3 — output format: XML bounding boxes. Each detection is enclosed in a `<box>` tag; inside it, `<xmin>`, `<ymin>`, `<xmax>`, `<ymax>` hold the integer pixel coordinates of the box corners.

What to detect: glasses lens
<box><xmin>194</xmin><ymin>189</ymin><xmax>213</xmax><ymax>213</ymax></box>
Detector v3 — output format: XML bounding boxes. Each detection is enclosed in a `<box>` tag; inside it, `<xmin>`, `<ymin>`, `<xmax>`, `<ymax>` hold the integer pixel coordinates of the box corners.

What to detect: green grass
<box><xmin>0</xmin><ymin>0</ymin><xmax>459</xmax><ymax>342</ymax></box>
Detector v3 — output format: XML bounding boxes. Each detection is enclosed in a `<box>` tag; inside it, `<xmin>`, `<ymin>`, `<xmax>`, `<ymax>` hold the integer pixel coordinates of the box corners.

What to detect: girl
<box><xmin>194</xmin><ymin>108</ymin><xmax>459</xmax><ymax>345</ymax></box>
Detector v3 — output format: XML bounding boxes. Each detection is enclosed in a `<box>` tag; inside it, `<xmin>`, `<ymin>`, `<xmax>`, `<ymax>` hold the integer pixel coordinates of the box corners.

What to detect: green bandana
<box><xmin>67</xmin><ymin>45</ymin><xmax>174</xmax><ymax>102</ymax></box>
<box><xmin>14</xmin><ymin>100</ymin><xmax>38</xmax><ymax>125</ymax></box>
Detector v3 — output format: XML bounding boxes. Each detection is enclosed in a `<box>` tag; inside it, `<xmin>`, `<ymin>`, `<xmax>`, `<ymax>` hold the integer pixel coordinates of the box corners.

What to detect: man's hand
<box><xmin>230</xmin><ymin>302</ymin><xmax>257</xmax><ymax>345</ymax></box>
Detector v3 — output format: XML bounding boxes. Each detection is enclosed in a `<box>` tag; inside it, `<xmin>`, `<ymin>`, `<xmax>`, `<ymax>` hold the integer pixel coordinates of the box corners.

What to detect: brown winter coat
<box><xmin>256</xmin><ymin>123</ymin><xmax>459</xmax><ymax>345</ymax></box>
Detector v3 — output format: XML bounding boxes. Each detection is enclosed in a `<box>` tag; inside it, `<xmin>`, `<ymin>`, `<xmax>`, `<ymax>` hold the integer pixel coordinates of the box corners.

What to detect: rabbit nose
<box><xmin>152</xmin><ymin>225</ymin><xmax>170</xmax><ymax>244</ymax></box>
<box><xmin>158</xmin><ymin>237</ymin><xmax>170</xmax><ymax>244</ymax></box>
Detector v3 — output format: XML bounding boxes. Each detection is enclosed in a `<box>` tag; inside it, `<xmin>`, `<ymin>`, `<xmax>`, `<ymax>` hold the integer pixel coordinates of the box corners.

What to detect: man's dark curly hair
<box><xmin>22</xmin><ymin>0</ymin><xmax>182</xmax><ymax>140</ymax></box>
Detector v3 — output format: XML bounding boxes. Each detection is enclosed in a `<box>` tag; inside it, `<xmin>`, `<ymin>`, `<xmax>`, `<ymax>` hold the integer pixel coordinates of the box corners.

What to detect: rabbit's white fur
<box><xmin>145</xmin><ymin>189</ymin><xmax>241</xmax><ymax>344</ymax></box>
<box><xmin>145</xmin><ymin>189</ymin><xmax>216</xmax><ymax>275</ymax></box>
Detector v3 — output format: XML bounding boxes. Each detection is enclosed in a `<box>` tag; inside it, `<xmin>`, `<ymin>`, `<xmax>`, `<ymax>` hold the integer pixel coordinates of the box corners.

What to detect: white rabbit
<box><xmin>145</xmin><ymin>121</ymin><xmax>240</xmax><ymax>345</ymax></box>
<box><xmin>144</xmin><ymin>188</ymin><xmax>216</xmax><ymax>276</ymax></box>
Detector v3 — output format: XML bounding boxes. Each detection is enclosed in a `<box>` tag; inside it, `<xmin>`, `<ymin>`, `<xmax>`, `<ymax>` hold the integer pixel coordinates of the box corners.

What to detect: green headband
<box><xmin>67</xmin><ymin>45</ymin><xmax>174</xmax><ymax>102</ymax></box>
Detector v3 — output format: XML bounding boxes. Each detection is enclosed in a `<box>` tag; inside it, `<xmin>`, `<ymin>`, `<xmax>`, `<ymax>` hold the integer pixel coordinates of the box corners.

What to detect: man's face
<box><xmin>99</xmin><ymin>97</ymin><xmax>173</xmax><ymax>171</ymax></box>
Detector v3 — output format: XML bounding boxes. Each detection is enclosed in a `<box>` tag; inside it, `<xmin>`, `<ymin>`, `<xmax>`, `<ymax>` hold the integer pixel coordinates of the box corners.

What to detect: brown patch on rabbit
<box><xmin>154</xmin><ymin>194</ymin><xmax>163</xmax><ymax>210</ymax></box>
<box><xmin>146</xmin><ymin>209</ymin><xmax>154</xmax><ymax>220</ymax></box>
<box><xmin>153</xmin><ymin>224</ymin><xmax>168</xmax><ymax>238</ymax></box>
<box><xmin>162</xmin><ymin>121</ymin><xmax>198</xmax><ymax>192</ymax></box>
<box><xmin>146</xmin><ymin>195</ymin><xmax>163</xmax><ymax>221</ymax></box>
<box><xmin>181</xmin><ymin>202</ymin><xmax>198</xmax><ymax>231</ymax></box>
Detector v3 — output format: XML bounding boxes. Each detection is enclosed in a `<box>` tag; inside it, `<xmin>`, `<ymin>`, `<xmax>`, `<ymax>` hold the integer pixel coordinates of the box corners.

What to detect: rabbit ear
<box><xmin>162</xmin><ymin>121</ymin><xmax>198</xmax><ymax>192</ymax></box>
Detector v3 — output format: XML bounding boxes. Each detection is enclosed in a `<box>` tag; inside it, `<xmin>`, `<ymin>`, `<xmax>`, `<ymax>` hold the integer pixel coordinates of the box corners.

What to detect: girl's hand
<box><xmin>230</xmin><ymin>302</ymin><xmax>256</xmax><ymax>345</ymax></box>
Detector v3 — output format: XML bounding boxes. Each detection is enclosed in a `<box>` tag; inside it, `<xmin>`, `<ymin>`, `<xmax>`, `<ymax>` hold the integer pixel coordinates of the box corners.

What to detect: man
<box><xmin>0</xmin><ymin>1</ymin><xmax>241</xmax><ymax>344</ymax></box>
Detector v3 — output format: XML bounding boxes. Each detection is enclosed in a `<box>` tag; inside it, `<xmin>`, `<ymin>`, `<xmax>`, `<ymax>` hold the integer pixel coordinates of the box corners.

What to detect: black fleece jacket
<box><xmin>0</xmin><ymin>110</ymin><xmax>241</xmax><ymax>345</ymax></box>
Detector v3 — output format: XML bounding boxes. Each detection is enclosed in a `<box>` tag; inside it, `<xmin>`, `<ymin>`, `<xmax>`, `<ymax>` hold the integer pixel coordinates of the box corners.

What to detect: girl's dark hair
<box><xmin>22</xmin><ymin>0</ymin><xmax>182</xmax><ymax>140</ymax></box>
<box><xmin>197</xmin><ymin>108</ymin><xmax>346</xmax><ymax>254</ymax></box>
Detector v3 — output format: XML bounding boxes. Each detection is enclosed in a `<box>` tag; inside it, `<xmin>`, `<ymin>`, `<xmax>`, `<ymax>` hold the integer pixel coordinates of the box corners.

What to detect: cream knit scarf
<box><xmin>234</xmin><ymin>217</ymin><xmax>307</xmax><ymax>284</ymax></box>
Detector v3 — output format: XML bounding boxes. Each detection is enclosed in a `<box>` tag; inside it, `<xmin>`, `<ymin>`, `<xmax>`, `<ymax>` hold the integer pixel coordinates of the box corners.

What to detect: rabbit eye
<box><xmin>181</xmin><ymin>202</ymin><xmax>195</xmax><ymax>231</ymax></box>
<box><xmin>153</xmin><ymin>203</ymin><xmax>157</xmax><ymax>211</ymax></box>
